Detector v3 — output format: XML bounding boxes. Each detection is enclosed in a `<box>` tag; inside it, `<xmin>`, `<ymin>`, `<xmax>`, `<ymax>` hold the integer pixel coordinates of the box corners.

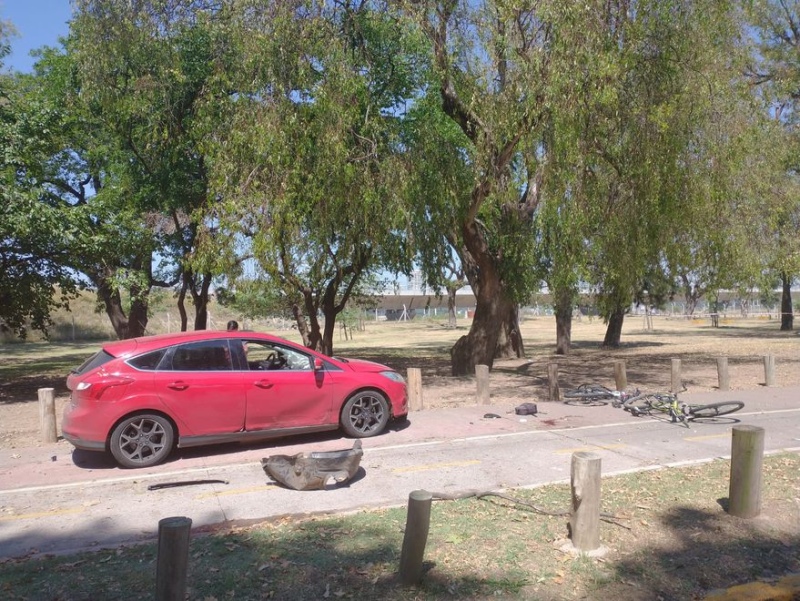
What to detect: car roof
<box><xmin>102</xmin><ymin>330</ymin><xmax>289</xmax><ymax>359</ymax></box>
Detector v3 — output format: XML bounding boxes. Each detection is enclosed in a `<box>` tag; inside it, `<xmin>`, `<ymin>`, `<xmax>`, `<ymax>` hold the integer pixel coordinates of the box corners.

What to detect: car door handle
<box><xmin>168</xmin><ymin>381</ymin><xmax>189</xmax><ymax>390</ymax></box>
<box><xmin>254</xmin><ymin>379</ymin><xmax>274</xmax><ymax>389</ymax></box>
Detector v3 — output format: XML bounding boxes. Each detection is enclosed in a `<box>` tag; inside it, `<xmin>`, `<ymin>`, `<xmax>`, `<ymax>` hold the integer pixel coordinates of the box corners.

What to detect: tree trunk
<box><xmin>450</xmin><ymin>290</ymin><xmax>514</xmax><ymax>376</ymax></box>
<box><xmin>683</xmin><ymin>294</ymin><xmax>698</xmax><ymax>318</ymax></box>
<box><xmin>127</xmin><ymin>286</ymin><xmax>149</xmax><ymax>338</ymax></box>
<box><xmin>602</xmin><ymin>306</ymin><xmax>626</xmax><ymax>348</ymax></box>
<box><xmin>780</xmin><ymin>272</ymin><xmax>793</xmax><ymax>331</ymax></box>
<box><xmin>191</xmin><ymin>272</ymin><xmax>212</xmax><ymax>330</ymax></box>
<box><xmin>302</xmin><ymin>290</ymin><xmax>323</xmax><ymax>352</ymax></box>
<box><xmin>447</xmin><ymin>286</ymin><xmax>458</xmax><ymax>328</ymax></box>
<box><xmin>319</xmin><ymin>286</ymin><xmax>337</xmax><ymax>356</ymax></box>
<box><xmin>96</xmin><ymin>278</ymin><xmax>148</xmax><ymax>339</ymax></box>
<box><xmin>291</xmin><ymin>303</ymin><xmax>312</xmax><ymax>347</ymax></box>
<box><xmin>495</xmin><ymin>304</ymin><xmax>525</xmax><ymax>359</ymax></box>
<box><xmin>177</xmin><ymin>279</ymin><xmax>189</xmax><ymax>332</ymax></box>
<box><xmin>553</xmin><ymin>287</ymin><xmax>574</xmax><ymax>355</ymax></box>
<box><xmin>555</xmin><ymin>308</ymin><xmax>572</xmax><ymax>355</ymax></box>
<box><xmin>97</xmin><ymin>282</ymin><xmax>129</xmax><ymax>339</ymax></box>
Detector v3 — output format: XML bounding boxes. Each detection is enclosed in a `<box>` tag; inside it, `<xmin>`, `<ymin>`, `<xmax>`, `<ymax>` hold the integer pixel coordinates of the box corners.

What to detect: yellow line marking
<box><xmin>0</xmin><ymin>507</ymin><xmax>85</xmax><ymax>521</ymax></box>
<box><xmin>555</xmin><ymin>444</ymin><xmax>627</xmax><ymax>454</ymax></box>
<box><xmin>393</xmin><ymin>460</ymin><xmax>481</xmax><ymax>474</ymax></box>
<box><xmin>194</xmin><ymin>485</ymin><xmax>276</xmax><ymax>499</ymax></box>
<box><xmin>684</xmin><ymin>433</ymin><xmax>729</xmax><ymax>442</ymax></box>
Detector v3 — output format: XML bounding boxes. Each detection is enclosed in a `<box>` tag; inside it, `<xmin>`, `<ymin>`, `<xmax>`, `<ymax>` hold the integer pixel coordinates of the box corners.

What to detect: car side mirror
<box><xmin>313</xmin><ymin>358</ymin><xmax>324</xmax><ymax>371</ymax></box>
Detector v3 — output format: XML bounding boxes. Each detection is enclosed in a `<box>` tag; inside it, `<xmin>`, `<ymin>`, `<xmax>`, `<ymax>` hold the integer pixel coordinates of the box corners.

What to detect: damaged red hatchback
<box><xmin>63</xmin><ymin>330</ymin><xmax>408</xmax><ymax>468</ymax></box>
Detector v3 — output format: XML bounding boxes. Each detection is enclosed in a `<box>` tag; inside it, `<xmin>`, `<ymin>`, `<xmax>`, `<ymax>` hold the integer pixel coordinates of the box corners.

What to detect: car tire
<box><xmin>110</xmin><ymin>413</ymin><xmax>175</xmax><ymax>469</ymax></box>
<box><xmin>340</xmin><ymin>391</ymin><xmax>390</xmax><ymax>438</ymax></box>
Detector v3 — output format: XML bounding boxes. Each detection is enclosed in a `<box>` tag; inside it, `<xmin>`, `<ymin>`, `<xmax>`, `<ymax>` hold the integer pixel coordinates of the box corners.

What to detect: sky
<box><xmin>1</xmin><ymin>0</ymin><xmax>72</xmax><ymax>72</ymax></box>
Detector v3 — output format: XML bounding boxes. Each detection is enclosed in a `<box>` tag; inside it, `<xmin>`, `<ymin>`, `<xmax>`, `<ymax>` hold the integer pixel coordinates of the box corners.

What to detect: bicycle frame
<box><xmin>626</xmin><ymin>393</ymin><xmax>689</xmax><ymax>424</ymax></box>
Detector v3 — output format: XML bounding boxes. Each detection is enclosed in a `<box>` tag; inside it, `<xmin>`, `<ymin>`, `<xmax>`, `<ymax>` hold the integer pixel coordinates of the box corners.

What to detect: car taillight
<box><xmin>77</xmin><ymin>376</ymin><xmax>134</xmax><ymax>400</ymax></box>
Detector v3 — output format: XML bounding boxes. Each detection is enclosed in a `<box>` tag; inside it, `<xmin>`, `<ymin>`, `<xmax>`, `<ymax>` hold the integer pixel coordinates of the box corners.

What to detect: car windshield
<box><xmin>71</xmin><ymin>350</ymin><xmax>116</xmax><ymax>375</ymax></box>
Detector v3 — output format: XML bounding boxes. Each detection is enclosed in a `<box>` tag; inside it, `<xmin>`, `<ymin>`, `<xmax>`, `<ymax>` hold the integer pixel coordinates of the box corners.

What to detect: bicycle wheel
<box><xmin>621</xmin><ymin>393</ymin><xmax>655</xmax><ymax>416</ymax></box>
<box><xmin>687</xmin><ymin>401</ymin><xmax>744</xmax><ymax>419</ymax></box>
<box><xmin>563</xmin><ymin>384</ymin><xmax>614</xmax><ymax>406</ymax></box>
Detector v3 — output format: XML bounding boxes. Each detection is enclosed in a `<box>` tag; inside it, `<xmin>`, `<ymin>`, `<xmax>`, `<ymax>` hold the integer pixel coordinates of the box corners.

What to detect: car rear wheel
<box><xmin>110</xmin><ymin>414</ymin><xmax>174</xmax><ymax>468</ymax></box>
<box><xmin>341</xmin><ymin>391</ymin><xmax>390</xmax><ymax>438</ymax></box>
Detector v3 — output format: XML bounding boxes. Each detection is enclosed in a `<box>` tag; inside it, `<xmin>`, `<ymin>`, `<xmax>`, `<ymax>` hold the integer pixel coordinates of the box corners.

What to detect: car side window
<box><xmin>168</xmin><ymin>340</ymin><xmax>233</xmax><ymax>371</ymax></box>
<box><xmin>243</xmin><ymin>341</ymin><xmax>312</xmax><ymax>371</ymax></box>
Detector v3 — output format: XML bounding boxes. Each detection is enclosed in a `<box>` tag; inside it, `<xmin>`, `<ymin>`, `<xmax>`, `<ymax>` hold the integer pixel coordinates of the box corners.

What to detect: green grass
<box><xmin>2</xmin><ymin>454</ymin><xmax>798</xmax><ymax>600</ymax></box>
<box><xmin>0</xmin><ymin>342</ymin><xmax>102</xmax><ymax>380</ymax></box>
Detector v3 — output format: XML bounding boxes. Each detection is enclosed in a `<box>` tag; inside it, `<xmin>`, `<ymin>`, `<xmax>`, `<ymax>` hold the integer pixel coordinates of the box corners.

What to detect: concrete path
<box><xmin>1</xmin><ymin>385</ymin><xmax>798</xmax><ymax>564</ymax></box>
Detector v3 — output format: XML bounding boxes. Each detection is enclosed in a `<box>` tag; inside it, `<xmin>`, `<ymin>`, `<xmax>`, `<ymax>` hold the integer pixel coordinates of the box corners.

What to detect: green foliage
<box><xmin>4</xmin><ymin>0</ymin><xmax>798</xmax><ymax>346</ymax></box>
<box><xmin>215</xmin><ymin>281</ymin><xmax>291</xmax><ymax>321</ymax></box>
<box><xmin>0</xmin><ymin>28</ymin><xmax>79</xmax><ymax>337</ymax></box>
<box><xmin>198</xmin><ymin>2</ymin><xmax>426</xmax><ymax>351</ymax></box>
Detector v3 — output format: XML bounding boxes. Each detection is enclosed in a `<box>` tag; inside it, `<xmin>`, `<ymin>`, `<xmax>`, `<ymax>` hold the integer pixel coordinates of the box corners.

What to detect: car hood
<box><xmin>335</xmin><ymin>357</ymin><xmax>393</xmax><ymax>373</ymax></box>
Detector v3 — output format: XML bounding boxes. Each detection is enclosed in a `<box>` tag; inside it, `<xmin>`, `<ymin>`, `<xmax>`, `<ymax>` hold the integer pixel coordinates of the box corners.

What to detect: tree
<box><xmin>70</xmin><ymin>0</ymin><xmax>234</xmax><ymax>333</ymax></box>
<box><xmin>200</xmin><ymin>1</ymin><xmax>419</xmax><ymax>355</ymax></box>
<box><xmin>403</xmin><ymin>0</ymin><xmax>563</xmax><ymax>374</ymax></box>
<box><xmin>7</xmin><ymin>40</ymin><xmax>163</xmax><ymax>340</ymax></box>
<box><xmin>746</xmin><ymin>0</ymin><xmax>800</xmax><ymax>331</ymax></box>
<box><xmin>546</xmin><ymin>0</ymin><xmax>749</xmax><ymax>347</ymax></box>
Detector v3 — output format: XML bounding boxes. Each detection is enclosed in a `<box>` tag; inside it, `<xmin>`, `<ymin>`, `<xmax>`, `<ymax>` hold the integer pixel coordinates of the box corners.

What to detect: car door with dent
<box><xmin>238</xmin><ymin>340</ymin><xmax>334</xmax><ymax>430</ymax></box>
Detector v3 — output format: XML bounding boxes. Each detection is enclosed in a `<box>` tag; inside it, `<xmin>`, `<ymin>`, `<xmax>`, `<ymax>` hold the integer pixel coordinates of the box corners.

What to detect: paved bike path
<box><xmin>1</xmin><ymin>385</ymin><xmax>798</xmax><ymax>564</ymax></box>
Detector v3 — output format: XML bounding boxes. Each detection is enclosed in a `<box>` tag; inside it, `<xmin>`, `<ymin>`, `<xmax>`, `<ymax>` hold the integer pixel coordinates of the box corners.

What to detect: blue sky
<box><xmin>1</xmin><ymin>0</ymin><xmax>72</xmax><ymax>72</ymax></box>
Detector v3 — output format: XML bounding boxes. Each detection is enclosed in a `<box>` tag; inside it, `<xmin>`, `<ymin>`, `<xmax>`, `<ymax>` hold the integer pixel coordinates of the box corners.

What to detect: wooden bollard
<box><xmin>613</xmin><ymin>360</ymin><xmax>627</xmax><ymax>391</ymax></box>
<box><xmin>548</xmin><ymin>363</ymin><xmax>560</xmax><ymax>402</ymax></box>
<box><xmin>399</xmin><ymin>490</ymin><xmax>433</xmax><ymax>585</ymax></box>
<box><xmin>475</xmin><ymin>364</ymin><xmax>490</xmax><ymax>405</ymax></box>
<box><xmin>570</xmin><ymin>452</ymin><xmax>602</xmax><ymax>552</ymax></box>
<box><xmin>407</xmin><ymin>368</ymin><xmax>423</xmax><ymax>411</ymax></box>
<box><xmin>716</xmin><ymin>357</ymin><xmax>730</xmax><ymax>391</ymax></box>
<box><xmin>763</xmin><ymin>355</ymin><xmax>776</xmax><ymax>387</ymax></box>
<box><xmin>38</xmin><ymin>388</ymin><xmax>58</xmax><ymax>444</ymax></box>
<box><xmin>670</xmin><ymin>358</ymin><xmax>682</xmax><ymax>392</ymax></box>
<box><xmin>155</xmin><ymin>516</ymin><xmax>193</xmax><ymax>601</ymax></box>
<box><xmin>728</xmin><ymin>426</ymin><xmax>764</xmax><ymax>518</ymax></box>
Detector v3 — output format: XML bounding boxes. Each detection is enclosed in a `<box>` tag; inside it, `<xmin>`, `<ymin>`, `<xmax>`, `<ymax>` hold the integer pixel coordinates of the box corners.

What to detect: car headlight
<box><xmin>380</xmin><ymin>371</ymin><xmax>405</xmax><ymax>384</ymax></box>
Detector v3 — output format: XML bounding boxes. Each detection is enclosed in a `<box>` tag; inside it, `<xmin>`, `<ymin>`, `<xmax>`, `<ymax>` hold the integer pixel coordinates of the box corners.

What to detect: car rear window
<box><xmin>168</xmin><ymin>341</ymin><xmax>233</xmax><ymax>371</ymax></box>
<box><xmin>128</xmin><ymin>350</ymin><xmax>167</xmax><ymax>371</ymax></box>
<box><xmin>71</xmin><ymin>350</ymin><xmax>116</xmax><ymax>376</ymax></box>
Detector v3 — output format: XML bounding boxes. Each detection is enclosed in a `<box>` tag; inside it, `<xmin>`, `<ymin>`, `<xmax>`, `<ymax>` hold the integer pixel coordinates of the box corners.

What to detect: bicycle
<box><xmin>563</xmin><ymin>383</ymin><xmax>639</xmax><ymax>407</ymax></box>
<box><xmin>619</xmin><ymin>391</ymin><xmax>744</xmax><ymax>425</ymax></box>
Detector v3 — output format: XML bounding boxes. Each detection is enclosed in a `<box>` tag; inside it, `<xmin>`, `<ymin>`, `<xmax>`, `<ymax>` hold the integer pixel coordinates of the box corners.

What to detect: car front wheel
<box><xmin>341</xmin><ymin>391</ymin><xmax>390</xmax><ymax>438</ymax></box>
<box><xmin>110</xmin><ymin>413</ymin><xmax>175</xmax><ymax>468</ymax></box>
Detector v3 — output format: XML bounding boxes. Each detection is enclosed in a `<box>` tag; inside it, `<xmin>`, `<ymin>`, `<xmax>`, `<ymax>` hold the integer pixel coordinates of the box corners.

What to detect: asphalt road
<box><xmin>1</xmin><ymin>386</ymin><xmax>799</xmax><ymax>560</ymax></box>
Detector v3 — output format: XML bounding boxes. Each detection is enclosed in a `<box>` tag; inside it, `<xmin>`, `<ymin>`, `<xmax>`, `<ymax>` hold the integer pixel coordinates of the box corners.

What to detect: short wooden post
<box><xmin>716</xmin><ymin>357</ymin><xmax>730</xmax><ymax>391</ymax></box>
<box><xmin>728</xmin><ymin>426</ymin><xmax>764</xmax><ymax>518</ymax></box>
<box><xmin>570</xmin><ymin>452</ymin><xmax>602</xmax><ymax>552</ymax></box>
<box><xmin>548</xmin><ymin>363</ymin><xmax>560</xmax><ymax>402</ymax></box>
<box><xmin>399</xmin><ymin>490</ymin><xmax>433</xmax><ymax>585</ymax></box>
<box><xmin>670</xmin><ymin>358</ymin><xmax>682</xmax><ymax>392</ymax></box>
<box><xmin>763</xmin><ymin>355</ymin><xmax>776</xmax><ymax>387</ymax></box>
<box><xmin>407</xmin><ymin>368</ymin><xmax>423</xmax><ymax>411</ymax></box>
<box><xmin>613</xmin><ymin>360</ymin><xmax>627</xmax><ymax>391</ymax></box>
<box><xmin>38</xmin><ymin>388</ymin><xmax>58</xmax><ymax>444</ymax></box>
<box><xmin>155</xmin><ymin>516</ymin><xmax>193</xmax><ymax>601</ymax></box>
<box><xmin>475</xmin><ymin>364</ymin><xmax>490</xmax><ymax>405</ymax></box>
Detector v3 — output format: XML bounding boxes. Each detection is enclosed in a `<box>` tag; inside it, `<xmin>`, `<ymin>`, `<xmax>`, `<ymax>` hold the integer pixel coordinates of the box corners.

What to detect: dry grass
<box><xmin>0</xmin><ymin>454</ymin><xmax>798</xmax><ymax>600</ymax></box>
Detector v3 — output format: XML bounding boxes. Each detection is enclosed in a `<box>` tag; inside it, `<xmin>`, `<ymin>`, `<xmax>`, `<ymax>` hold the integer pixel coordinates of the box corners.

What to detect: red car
<box><xmin>63</xmin><ymin>330</ymin><xmax>408</xmax><ymax>468</ymax></box>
